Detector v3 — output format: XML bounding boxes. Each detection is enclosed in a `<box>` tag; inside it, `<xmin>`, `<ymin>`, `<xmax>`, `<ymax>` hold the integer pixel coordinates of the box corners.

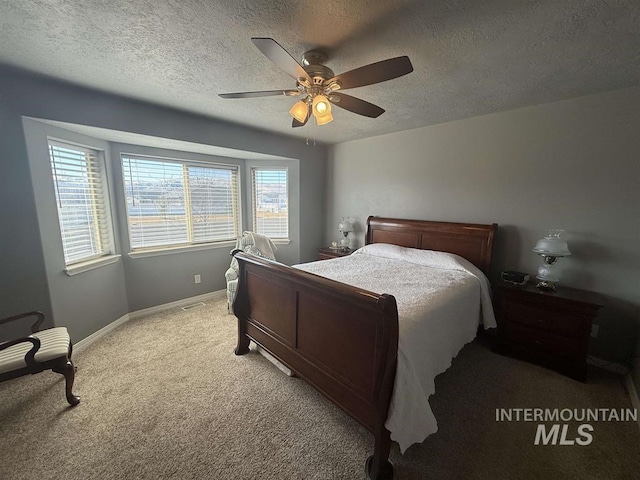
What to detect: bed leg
<box><xmin>235</xmin><ymin>321</ymin><xmax>250</xmax><ymax>356</ymax></box>
<box><xmin>364</xmin><ymin>456</ymin><xmax>395</xmax><ymax>480</ymax></box>
<box><xmin>235</xmin><ymin>335</ymin><xmax>250</xmax><ymax>355</ymax></box>
<box><xmin>365</xmin><ymin>430</ymin><xmax>395</xmax><ymax>480</ymax></box>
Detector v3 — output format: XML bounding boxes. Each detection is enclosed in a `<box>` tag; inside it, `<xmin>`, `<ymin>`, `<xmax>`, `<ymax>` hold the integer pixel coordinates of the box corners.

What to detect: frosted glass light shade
<box><xmin>338</xmin><ymin>219</ymin><xmax>353</xmax><ymax>233</ymax></box>
<box><xmin>289</xmin><ymin>100</ymin><xmax>309</xmax><ymax>123</ymax></box>
<box><xmin>532</xmin><ymin>229</ymin><xmax>571</xmax><ymax>256</ymax></box>
<box><xmin>313</xmin><ymin>95</ymin><xmax>331</xmax><ymax>117</ymax></box>
<box><xmin>315</xmin><ymin>112</ymin><xmax>333</xmax><ymax>125</ymax></box>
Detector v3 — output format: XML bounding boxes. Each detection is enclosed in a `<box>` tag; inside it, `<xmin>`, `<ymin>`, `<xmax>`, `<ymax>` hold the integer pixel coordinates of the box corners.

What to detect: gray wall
<box><xmin>110</xmin><ymin>143</ymin><xmax>302</xmax><ymax>311</ymax></box>
<box><xmin>21</xmin><ymin>119</ymin><xmax>129</xmax><ymax>343</ymax></box>
<box><xmin>326</xmin><ymin>86</ymin><xmax>640</xmax><ymax>389</ymax></box>
<box><xmin>109</xmin><ymin>143</ymin><xmax>244</xmax><ymax>312</ymax></box>
<box><xmin>0</xmin><ymin>67</ymin><xmax>327</xmax><ymax>342</ymax></box>
<box><xmin>0</xmin><ymin>109</ymin><xmax>53</xmax><ymax>338</ymax></box>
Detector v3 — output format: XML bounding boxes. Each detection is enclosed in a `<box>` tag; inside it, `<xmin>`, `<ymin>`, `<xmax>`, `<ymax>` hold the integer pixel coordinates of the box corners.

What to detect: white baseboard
<box><xmin>74</xmin><ymin>312</ymin><xmax>130</xmax><ymax>352</ymax></box>
<box><xmin>587</xmin><ymin>357</ymin><xmax>639</xmax><ymax>433</ymax></box>
<box><xmin>129</xmin><ymin>290</ymin><xmax>225</xmax><ymax>319</ymax></box>
<box><xmin>625</xmin><ymin>373</ymin><xmax>640</xmax><ymax>432</ymax></box>
<box><xmin>74</xmin><ymin>289</ymin><xmax>226</xmax><ymax>352</ymax></box>
<box><xmin>587</xmin><ymin>356</ymin><xmax>629</xmax><ymax>376</ymax></box>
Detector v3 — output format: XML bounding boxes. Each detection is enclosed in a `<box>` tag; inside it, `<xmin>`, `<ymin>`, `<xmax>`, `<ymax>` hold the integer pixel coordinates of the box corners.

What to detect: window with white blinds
<box><xmin>48</xmin><ymin>141</ymin><xmax>114</xmax><ymax>265</ymax></box>
<box><xmin>122</xmin><ymin>155</ymin><xmax>240</xmax><ymax>250</ymax></box>
<box><xmin>251</xmin><ymin>168</ymin><xmax>288</xmax><ymax>239</ymax></box>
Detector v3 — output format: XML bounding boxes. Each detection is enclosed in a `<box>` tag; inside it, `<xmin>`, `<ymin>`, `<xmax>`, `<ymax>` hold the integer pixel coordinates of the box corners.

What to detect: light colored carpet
<box><xmin>1</xmin><ymin>297</ymin><xmax>638</xmax><ymax>480</ymax></box>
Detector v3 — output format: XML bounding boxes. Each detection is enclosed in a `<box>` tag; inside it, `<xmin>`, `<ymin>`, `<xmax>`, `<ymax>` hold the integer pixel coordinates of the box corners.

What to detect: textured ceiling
<box><xmin>1</xmin><ymin>0</ymin><xmax>639</xmax><ymax>144</ymax></box>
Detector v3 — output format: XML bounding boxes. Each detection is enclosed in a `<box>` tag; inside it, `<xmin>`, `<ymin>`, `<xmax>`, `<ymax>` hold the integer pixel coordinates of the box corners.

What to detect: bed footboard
<box><xmin>233</xmin><ymin>252</ymin><xmax>399</xmax><ymax>480</ymax></box>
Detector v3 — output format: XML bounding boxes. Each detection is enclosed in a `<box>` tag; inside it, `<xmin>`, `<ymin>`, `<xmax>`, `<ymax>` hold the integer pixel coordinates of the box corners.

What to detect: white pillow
<box><xmin>354</xmin><ymin>243</ymin><xmax>463</xmax><ymax>270</ymax></box>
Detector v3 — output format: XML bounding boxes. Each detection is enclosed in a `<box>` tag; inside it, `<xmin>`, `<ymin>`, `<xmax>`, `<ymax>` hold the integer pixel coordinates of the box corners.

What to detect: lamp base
<box><xmin>535</xmin><ymin>280</ymin><xmax>557</xmax><ymax>291</ymax></box>
<box><xmin>536</xmin><ymin>262</ymin><xmax>560</xmax><ymax>292</ymax></box>
<box><xmin>339</xmin><ymin>232</ymin><xmax>351</xmax><ymax>250</ymax></box>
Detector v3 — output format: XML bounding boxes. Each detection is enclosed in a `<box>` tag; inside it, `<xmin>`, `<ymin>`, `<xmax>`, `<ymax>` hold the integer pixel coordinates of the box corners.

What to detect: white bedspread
<box><xmin>295</xmin><ymin>243</ymin><xmax>496</xmax><ymax>453</ymax></box>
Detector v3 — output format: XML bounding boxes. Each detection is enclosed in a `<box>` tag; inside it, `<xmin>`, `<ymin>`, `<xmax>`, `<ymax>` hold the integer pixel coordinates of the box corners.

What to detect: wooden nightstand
<box><xmin>494</xmin><ymin>282</ymin><xmax>603</xmax><ymax>382</ymax></box>
<box><xmin>318</xmin><ymin>247</ymin><xmax>353</xmax><ymax>260</ymax></box>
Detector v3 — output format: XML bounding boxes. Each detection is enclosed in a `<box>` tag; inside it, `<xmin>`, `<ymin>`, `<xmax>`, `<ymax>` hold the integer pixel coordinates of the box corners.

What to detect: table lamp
<box><xmin>532</xmin><ymin>229</ymin><xmax>571</xmax><ymax>291</ymax></box>
<box><xmin>338</xmin><ymin>218</ymin><xmax>353</xmax><ymax>251</ymax></box>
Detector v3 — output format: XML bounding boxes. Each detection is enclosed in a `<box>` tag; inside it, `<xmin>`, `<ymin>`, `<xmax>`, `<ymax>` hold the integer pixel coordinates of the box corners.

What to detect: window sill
<box><xmin>272</xmin><ymin>238</ymin><xmax>291</xmax><ymax>245</ymax></box>
<box><xmin>128</xmin><ymin>241</ymin><xmax>236</xmax><ymax>259</ymax></box>
<box><xmin>65</xmin><ymin>255</ymin><xmax>121</xmax><ymax>276</ymax></box>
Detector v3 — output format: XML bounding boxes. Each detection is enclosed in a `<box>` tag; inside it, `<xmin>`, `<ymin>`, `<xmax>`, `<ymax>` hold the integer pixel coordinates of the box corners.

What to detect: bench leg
<box><xmin>53</xmin><ymin>359</ymin><xmax>80</xmax><ymax>406</ymax></box>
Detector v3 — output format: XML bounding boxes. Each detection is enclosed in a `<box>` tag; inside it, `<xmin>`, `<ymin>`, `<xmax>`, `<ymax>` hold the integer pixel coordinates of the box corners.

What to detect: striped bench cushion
<box><xmin>0</xmin><ymin>327</ymin><xmax>70</xmax><ymax>374</ymax></box>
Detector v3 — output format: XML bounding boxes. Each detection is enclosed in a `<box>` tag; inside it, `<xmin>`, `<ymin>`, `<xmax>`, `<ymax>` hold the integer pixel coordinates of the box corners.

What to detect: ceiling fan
<box><xmin>219</xmin><ymin>38</ymin><xmax>413</xmax><ymax>127</ymax></box>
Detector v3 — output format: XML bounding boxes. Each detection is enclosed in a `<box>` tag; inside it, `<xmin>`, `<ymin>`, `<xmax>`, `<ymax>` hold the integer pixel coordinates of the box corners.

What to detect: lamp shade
<box><xmin>338</xmin><ymin>219</ymin><xmax>353</xmax><ymax>233</ymax></box>
<box><xmin>315</xmin><ymin>112</ymin><xmax>333</xmax><ymax>125</ymax></box>
<box><xmin>289</xmin><ymin>100</ymin><xmax>309</xmax><ymax>123</ymax></box>
<box><xmin>313</xmin><ymin>95</ymin><xmax>331</xmax><ymax>117</ymax></box>
<box><xmin>532</xmin><ymin>230</ymin><xmax>571</xmax><ymax>256</ymax></box>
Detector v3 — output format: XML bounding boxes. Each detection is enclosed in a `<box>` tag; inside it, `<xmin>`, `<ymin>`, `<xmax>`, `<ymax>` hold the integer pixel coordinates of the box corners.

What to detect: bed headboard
<box><xmin>365</xmin><ymin>216</ymin><xmax>498</xmax><ymax>276</ymax></box>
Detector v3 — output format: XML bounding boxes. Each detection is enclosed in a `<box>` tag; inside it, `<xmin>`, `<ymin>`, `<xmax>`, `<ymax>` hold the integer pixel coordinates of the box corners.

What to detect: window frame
<box><xmin>47</xmin><ymin>138</ymin><xmax>116</xmax><ymax>268</ymax></box>
<box><xmin>120</xmin><ymin>153</ymin><xmax>242</xmax><ymax>254</ymax></box>
<box><xmin>251</xmin><ymin>167</ymin><xmax>289</xmax><ymax>240</ymax></box>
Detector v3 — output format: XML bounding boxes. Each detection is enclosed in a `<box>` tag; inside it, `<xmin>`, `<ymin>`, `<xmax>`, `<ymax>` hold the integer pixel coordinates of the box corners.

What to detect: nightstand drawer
<box><xmin>548</xmin><ymin>313</ymin><xmax>588</xmax><ymax>337</ymax></box>
<box><xmin>318</xmin><ymin>247</ymin><xmax>353</xmax><ymax>260</ymax></box>
<box><xmin>502</xmin><ymin>322</ymin><xmax>583</xmax><ymax>360</ymax></box>
<box><xmin>495</xmin><ymin>283</ymin><xmax>603</xmax><ymax>382</ymax></box>
<box><xmin>501</xmin><ymin>299</ymin><xmax>550</xmax><ymax>330</ymax></box>
<box><xmin>501</xmin><ymin>298</ymin><xmax>588</xmax><ymax>337</ymax></box>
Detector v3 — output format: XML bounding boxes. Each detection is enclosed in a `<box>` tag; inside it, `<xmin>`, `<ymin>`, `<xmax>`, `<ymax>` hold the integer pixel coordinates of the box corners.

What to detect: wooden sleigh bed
<box><xmin>232</xmin><ymin>216</ymin><xmax>497</xmax><ymax>480</ymax></box>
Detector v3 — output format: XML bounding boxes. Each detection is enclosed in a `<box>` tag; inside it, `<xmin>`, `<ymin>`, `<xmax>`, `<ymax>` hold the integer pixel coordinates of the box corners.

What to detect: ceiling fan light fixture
<box><xmin>220</xmin><ymin>38</ymin><xmax>413</xmax><ymax>130</ymax></box>
<box><xmin>313</xmin><ymin>94</ymin><xmax>331</xmax><ymax>117</ymax></box>
<box><xmin>315</xmin><ymin>111</ymin><xmax>333</xmax><ymax>125</ymax></box>
<box><xmin>297</xmin><ymin>77</ymin><xmax>311</xmax><ymax>89</ymax></box>
<box><xmin>289</xmin><ymin>99</ymin><xmax>309</xmax><ymax>123</ymax></box>
<box><xmin>324</xmin><ymin>80</ymin><xmax>342</xmax><ymax>94</ymax></box>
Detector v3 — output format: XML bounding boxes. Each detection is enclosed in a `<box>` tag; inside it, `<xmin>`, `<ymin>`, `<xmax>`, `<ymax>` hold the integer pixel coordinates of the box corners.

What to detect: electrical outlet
<box><xmin>591</xmin><ymin>324</ymin><xmax>599</xmax><ymax>338</ymax></box>
<box><xmin>194</xmin><ymin>274</ymin><xmax>201</xmax><ymax>284</ymax></box>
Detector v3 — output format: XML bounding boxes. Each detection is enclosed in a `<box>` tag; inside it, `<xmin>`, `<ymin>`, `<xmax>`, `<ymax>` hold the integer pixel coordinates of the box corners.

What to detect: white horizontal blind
<box><xmin>252</xmin><ymin>168</ymin><xmax>288</xmax><ymax>239</ymax></box>
<box><xmin>122</xmin><ymin>156</ymin><xmax>239</xmax><ymax>250</ymax></box>
<box><xmin>187</xmin><ymin>165</ymin><xmax>239</xmax><ymax>242</ymax></box>
<box><xmin>48</xmin><ymin>141</ymin><xmax>113</xmax><ymax>265</ymax></box>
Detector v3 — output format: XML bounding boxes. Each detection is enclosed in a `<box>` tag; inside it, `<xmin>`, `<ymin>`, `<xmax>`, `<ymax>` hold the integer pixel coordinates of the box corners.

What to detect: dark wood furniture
<box><xmin>232</xmin><ymin>216</ymin><xmax>497</xmax><ymax>480</ymax></box>
<box><xmin>318</xmin><ymin>246</ymin><xmax>353</xmax><ymax>260</ymax></box>
<box><xmin>0</xmin><ymin>311</ymin><xmax>80</xmax><ymax>406</ymax></box>
<box><xmin>494</xmin><ymin>282</ymin><xmax>603</xmax><ymax>382</ymax></box>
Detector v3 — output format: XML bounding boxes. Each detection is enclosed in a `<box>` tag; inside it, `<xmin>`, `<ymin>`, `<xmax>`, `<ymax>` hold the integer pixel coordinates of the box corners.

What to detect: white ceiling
<box><xmin>1</xmin><ymin>0</ymin><xmax>638</xmax><ymax>145</ymax></box>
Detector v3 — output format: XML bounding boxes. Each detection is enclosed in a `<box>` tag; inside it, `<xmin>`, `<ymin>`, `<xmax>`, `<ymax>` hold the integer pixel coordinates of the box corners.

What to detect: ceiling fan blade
<box><xmin>328</xmin><ymin>56</ymin><xmax>413</xmax><ymax>90</ymax></box>
<box><xmin>329</xmin><ymin>92</ymin><xmax>385</xmax><ymax>118</ymax></box>
<box><xmin>292</xmin><ymin>104</ymin><xmax>312</xmax><ymax>128</ymax></box>
<box><xmin>251</xmin><ymin>37</ymin><xmax>311</xmax><ymax>82</ymax></box>
<box><xmin>219</xmin><ymin>90</ymin><xmax>299</xmax><ymax>99</ymax></box>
